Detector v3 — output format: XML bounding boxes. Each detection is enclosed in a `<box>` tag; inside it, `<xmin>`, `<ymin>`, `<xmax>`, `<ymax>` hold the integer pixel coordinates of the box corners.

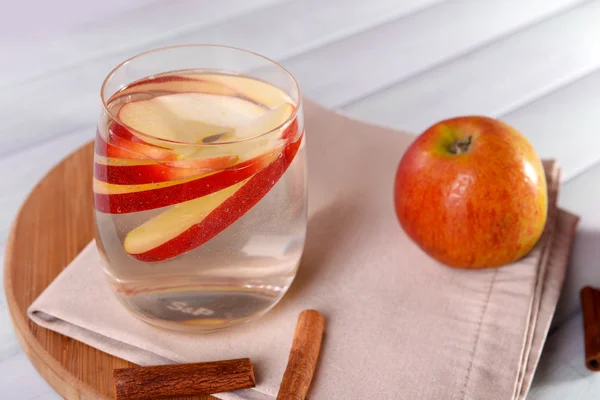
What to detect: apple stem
<box><xmin>450</xmin><ymin>136</ymin><xmax>472</xmax><ymax>155</ymax></box>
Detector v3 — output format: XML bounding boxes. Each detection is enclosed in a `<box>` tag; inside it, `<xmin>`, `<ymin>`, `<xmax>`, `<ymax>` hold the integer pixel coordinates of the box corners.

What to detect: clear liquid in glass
<box><xmin>94</xmin><ymin>70</ymin><xmax>307</xmax><ymax>332</ymax></box>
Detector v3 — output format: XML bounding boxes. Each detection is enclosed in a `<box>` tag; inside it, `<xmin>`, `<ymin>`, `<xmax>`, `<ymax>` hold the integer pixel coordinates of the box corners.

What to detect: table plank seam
<box><xmin>338</xmin><ymin>0</ymin><xmax>591</xmax><ymax>110</ymax></box>
<box><xmin>270</xmin><ymin>0</ymin><xmax>449</xmax><ymax>65</ymax></box>
<box><xmin>2</xmin><ymin>0</ymin><xmax>436</xmax><ymax>93</ymax></box>
<box><xmin>499</xmin><ymin>66</ymin><xmax>600</xmax><ymax>185</ymax></box>
<box><xmin>1</xmin><ymin>0</ymin><xmax>291</xmax><ymax>89</ymax></box>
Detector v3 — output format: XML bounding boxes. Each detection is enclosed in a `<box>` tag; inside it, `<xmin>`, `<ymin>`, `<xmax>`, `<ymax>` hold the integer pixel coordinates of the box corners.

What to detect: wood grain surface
<box><xmin>3</xmin><ymin>141</ymin><xmax>217</xmax><ymax>400</ymax></box>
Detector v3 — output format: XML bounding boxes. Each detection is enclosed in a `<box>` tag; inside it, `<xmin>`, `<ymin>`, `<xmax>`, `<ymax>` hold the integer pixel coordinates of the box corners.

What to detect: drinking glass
<box><xmin>94</xmin><ymin>45</ymin><xmax>306</xmax><ymax>332</ymax></box>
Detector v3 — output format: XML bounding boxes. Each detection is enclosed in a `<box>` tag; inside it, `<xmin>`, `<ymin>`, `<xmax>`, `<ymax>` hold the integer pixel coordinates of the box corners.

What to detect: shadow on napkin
<box><xmin>284</xmin><ymin>200</ymin><xmax>363</xmax><ymax>304</ymax></box>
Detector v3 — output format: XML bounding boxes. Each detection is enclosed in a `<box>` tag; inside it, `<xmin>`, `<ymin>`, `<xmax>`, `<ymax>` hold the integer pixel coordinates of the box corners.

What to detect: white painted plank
<box><xmin>0</xmin><ymin>130</ymin><xmax>91</xmax><ymax>249</ymax></box>
<box><xmin>502</xmin><ymin>69</ymin><xmax>600</xmax><ymax>181</ymax></box>
<box><xmin>0</xmin><ymin>0</ymin><xmax>150</xmax><ymax>43</ymax></box>
<box><xmin>1</xmin><ymin>0</ymin><xmax>288</xmax><ymax>87</ymax></box>
<box><xmin>159</xmin><ymin>0</ymin><xmax>444</xmax><ymax>67</ymax></box>
<box><xmin>528</xmin><ymin>313</ymin><xmax>596</xmax><ymax>400</ymax></box>
<box><xmin>0</xmin><ymin>248</ymin><xmax>59</xmax><ymax>399</ymax></box>
<box><xmin>282</xmin><ymin>0</ymin><xmax>586</xmax><ymax>108</ymax></box>
<box><xmin>344</xmin><ymin>0</ymin><xmax>600</xmax><ymax>132</ymax></box>
<box><xmin>550</xmin><ymin>161</ymin><xmax>600</xmax><ymax>327</ymax></box>
<box><xmin>0</xmin><ymin>351</ymin><xmax>61</xmax><ymax>400</ymax></box>
<box><xmin>350</xmin><ymin>66</ymin><xmax>600</xmax><ymax>183</ymax></box>
<box><xmin>0</xmin><ymin>250</ymin><xmax>22</xmax><ymax>362</ymax></box>
<box><xmin>0</xmin><ymin>0</ymin><xmax>443</xmax><ymax>156</ymax></box>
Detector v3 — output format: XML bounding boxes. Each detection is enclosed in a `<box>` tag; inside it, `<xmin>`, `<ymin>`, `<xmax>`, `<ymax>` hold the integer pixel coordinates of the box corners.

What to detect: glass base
<box><xmin>112</xmin><ymin>284</ymin><xmax>289</xmax><ymax>333</ymax></box>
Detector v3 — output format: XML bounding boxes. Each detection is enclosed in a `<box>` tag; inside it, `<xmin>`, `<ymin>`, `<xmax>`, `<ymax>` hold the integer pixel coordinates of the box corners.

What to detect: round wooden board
<box><xmin>4</xmin><ymin>141</ymin><xmax>216</xmax><ymax>400</ymax></box>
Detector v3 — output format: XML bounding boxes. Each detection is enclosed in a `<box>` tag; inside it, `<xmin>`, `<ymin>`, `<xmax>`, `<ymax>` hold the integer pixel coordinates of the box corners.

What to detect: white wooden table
<box><xmin>2</xmin><ymin>1</ymin><xmax>599</xmax><ymax>398</ymax></box>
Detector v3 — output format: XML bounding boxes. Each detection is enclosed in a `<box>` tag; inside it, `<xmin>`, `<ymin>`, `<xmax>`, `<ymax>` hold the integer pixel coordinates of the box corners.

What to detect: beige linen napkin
<box><xmin>28</xmin><ymin>100</ymin><xmax>578</xmax><ymax>400</ymax></box>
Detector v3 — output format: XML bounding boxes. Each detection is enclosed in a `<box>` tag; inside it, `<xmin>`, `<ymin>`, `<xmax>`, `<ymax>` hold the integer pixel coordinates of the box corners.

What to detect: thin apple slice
<box><xmin>96</xmin><ymin>129</ymin><xmax>177</xmax><ymax>162</ymax></box>
<box><xmin>95</xmin><ymin>132</ymin><xmax>156</xmax><ymax>161</ymax></box>
<box><xmin>183</xmin><ymin>103</ymin><xmax>295</xmax><ymax>162</ymax></box>
<box><xmin>94</xmin><ymin>175</ymin><xmax>202</xmax><ymax>195</ymax></box>
<box><xmin>193</xmin><ymin>74</ymin><xmax>294</xmax><ymax>108</ymax></box>
<box><xmin>108</xmin><ymin>123</ymin><xmax>180</xmax><ymax>160</ymax></box>
<box><xmin>118</xmin><ymin>92</ymin><xmax>268</xmax><ymax>146</ymax></box>
<box><xmin>110</xmin><ymin>133</ymin><xmax>180</xmax><ymax>161</ymax></box>
<box><xmin>111</xmin><ymin>76</ymin><xmax>237</xmax><ymax>101</ymax></box>
<box><xmin>94</xmin><ymin>155</ymin><xmax>155</xmax><ymax>166</ymax></box>
<box><xmin>125</xmin><ymin>132</ymin><xmax>304</xmax><ymax>262</ymax></box>
<box><xmin>163</xmin><ymin>157</ymin><xmax>239</xmax><ymax>169</ymax></box>
<box><xmin>98</xmin><ymin>102</ymin><xmax>294</xmax><ymax>185</ymax></box>
<box><xmin>98</xmin><ymin>123</ymin><xmax>239</xmax><ymax>184</ymax></box>
<box><xmin>94</xmin><ymin>147</ymin><xmax>281</xmax><ymax>213</ymax></box>
<box><xmin>107</xmin><ymin>123</ymin><xmax>238</xmax><ymax>168</ymax></box>
<box><xmin>233</xmin><ymin>103</ymin><xmax>293</xmax><ymax>140</ymax></box>
<box><xmin>94</xmin><ymin>155</ymin><xmax>238</xmax><ymax>184</ymax></box>
<box><xmin>124</xmin><ymin>179</ymin><xmax>248</xmax><ymax>255</ymax></box>
<box><xmin>94</xmin><ymin>104</ymin><xmax>298</xmax><ymax>213</ymax></box>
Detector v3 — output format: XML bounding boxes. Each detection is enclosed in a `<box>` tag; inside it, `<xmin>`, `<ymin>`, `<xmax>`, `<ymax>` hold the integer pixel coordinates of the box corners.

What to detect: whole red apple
<box><xmin>394</xmin><ymin>116</ymin><xmax>548</xmax><ymax>269</ymax></box>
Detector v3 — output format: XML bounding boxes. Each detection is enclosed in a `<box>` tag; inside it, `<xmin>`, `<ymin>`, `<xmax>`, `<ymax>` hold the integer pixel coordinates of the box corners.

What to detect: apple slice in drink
<box><xmin>94</xmin><ymin>149</ymin><xmax>279</xmax><ymax>213</ymax></box>
<box><xmin>197</xmin><ymin>74</ymin><xmax>294</xmax><ymax>108</ymax></box>
<box><xmin>124</xmin><ymin>132</ymin><xmax>303</xmax><ymax>262</ymax></box>
<box><xmin>94</xmin><ymin>93</ymin><xmax>296</xmax><ymax>213</ymax></box>
<box><xmin>94</xmin><ymin>155</ymin><xmax>238</xmax><ymax>184</ymax></box>
<box><xmin>95</xmin><ymin>94</ymin><xmax>290</xmax><ymax>184</ymax></box>
<box><xmin>117</xmin><ymin>92</ymin><xmax>268</xmax><ymax>146</ymax></box>
<box><xmin>95</xmin><ymin>129</ymin><xmax>239</xmax><ymax>184</ymax></box>
<box><xmin>100</xmin><ymin>92</ymin><xmax>292</xmax><ymax>183</ymax></box>
<box><xmin>117</xmin><ymin>92</ymin><xmax>301</xmax><ymax>260</ymax></box>
<box><xmin>110</xmin><ymin>75</ymin><xmax>238</xmax><ymax>101</ymax></box>
<box><xmin>124</xmin><ymin>179</ymin><xmax>248</xmax><ymax>255</ymax></box>
<box><xmin>95</xmin><ymin>131</ymin><xmax>176</xmax><ymax>161</ymax></box>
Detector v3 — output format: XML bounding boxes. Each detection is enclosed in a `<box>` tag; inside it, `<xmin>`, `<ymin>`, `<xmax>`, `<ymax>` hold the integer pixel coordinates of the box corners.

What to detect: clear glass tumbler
<box><xmin>93</xmin><ymin>45</ymin><xmax>307</xmax><ymax>332</ymax></box>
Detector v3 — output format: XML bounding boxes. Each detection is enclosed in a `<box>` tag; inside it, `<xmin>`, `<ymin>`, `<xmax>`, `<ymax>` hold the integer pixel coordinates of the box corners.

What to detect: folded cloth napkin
<box><xmin>29</xmin><ymin>100</ymin><xmax>579</xmax><ymax>400</ymax></box>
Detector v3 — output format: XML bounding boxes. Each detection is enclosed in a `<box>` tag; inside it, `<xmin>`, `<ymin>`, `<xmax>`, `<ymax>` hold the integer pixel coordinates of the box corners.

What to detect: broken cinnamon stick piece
<box><xmin>277</xmin><ymin>309</ymin><xmax>325</xmax><ymax>400</ymax></box>
<box><xmin>581</xmin><ymin>286</ymin><xmax>600</xmax><ymax>371</ymax></box>
<box><xmin>113</xmin><ymin>358</ymin><xmax>255</xmax><ymax>399</ymax></box>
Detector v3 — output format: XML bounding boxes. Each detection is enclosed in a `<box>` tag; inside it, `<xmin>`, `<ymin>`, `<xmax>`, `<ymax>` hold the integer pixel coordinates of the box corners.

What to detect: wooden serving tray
<box><xmin>4</xmin><ymin>142</ymin><xmax>216</xmax><ymax>399</ymax></box>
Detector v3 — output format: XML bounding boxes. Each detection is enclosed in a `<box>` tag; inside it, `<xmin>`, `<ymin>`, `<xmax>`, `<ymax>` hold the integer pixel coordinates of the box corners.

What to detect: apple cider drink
<box><xmin>94</xmin><ymin>46</ymin><xmax>306</xmax><ymax>332</ymax></box>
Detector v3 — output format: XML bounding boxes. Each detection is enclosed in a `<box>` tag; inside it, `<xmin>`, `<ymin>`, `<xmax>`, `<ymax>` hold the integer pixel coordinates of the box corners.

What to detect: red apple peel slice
<box><xmin>125</xmin><ymin>132</ymin><xmax>303</xmax><ymax>262</ymax></box>
<box><xmin>96</xmin><ymin>126</ymin><xmax>240</xmax><ymax>184</ymax></box>
<box><xmin>94</xmin><ymin>146</ymin><xmax>281</xmax><ymax>213</ymax></box>
<box><xmin>94</xmin><ymin>155</ymin><xmax>155</xmax><ymax>166</ymax></box>
<box><xmin>94</xmin><ymin>118</ymin><xmax>298</xmax><ymax>213</ymax></box>
<box><xmin>95</xmin><ymin>132</ymin><xmax>168</xmax><ymax>161</ymax></box>
<box><xmin>124</xmin><ymin>179</ymin><xmax>248</xmax><ymax>255</ymax></box>
<box><xmin>99</xmin><ymin>96</ymin><xmax>293</xmax><ymax>184</ymax></box>
<box><xmin>93</xmin><ymin>155</ymin><xmax>238</xmax><ymax>184</ymax></box>
<box><xmin>109</xmin><ymin>128</ymin><xmax>179</xmax><ymax>161</ymax></box>
<box><xmin>94</xmin><ymin>175</ymin><xmax>203</xmax><ymax>195</ymax></box>
<box><xmin>117</xmin><ymin>92</ymin><xmax>266</xmax><ymax>146</ymax></box>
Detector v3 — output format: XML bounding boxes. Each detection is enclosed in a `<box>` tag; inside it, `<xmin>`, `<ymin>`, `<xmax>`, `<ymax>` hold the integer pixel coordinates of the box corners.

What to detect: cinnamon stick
<box><xmin>581</xmin><ymin>286</ymin><xmax>600</xmax><ymax>371</ymax></box>
<box><xmin>277</xmin><ymin>309</ymin><xmax>325</xmax><ymax>400</ymax></box>
<box><xmin>113</xmin><ymin>358</ymin><xmax>255</xmax><ymax>399</ymax></box>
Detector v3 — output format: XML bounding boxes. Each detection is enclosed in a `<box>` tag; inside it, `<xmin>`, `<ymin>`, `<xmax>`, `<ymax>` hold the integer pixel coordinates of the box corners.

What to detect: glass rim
<box><xmin>100</xmin><ymin>44</ymin><xmax>302</xmax><ymax>147</ymax></box>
